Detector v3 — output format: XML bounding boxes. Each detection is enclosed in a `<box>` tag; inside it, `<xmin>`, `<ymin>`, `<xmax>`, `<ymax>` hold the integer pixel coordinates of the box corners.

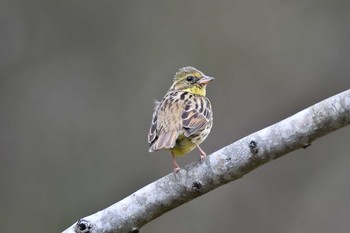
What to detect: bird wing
<box><xmin>148</xmin><ymin>94</ymin><xmax>183</xmax><ymax>152</ymax></box>
<box><xmin>182</xmin><ymin>96</ymin><xmax>212</xmax><ymax>137</ymax></box>
<box><xmin>148</xmin><ymin>100</ymin><xmax>160</xmax><ymax>146</ymax></box>
<box><xmin>148</xmin><ymin>93</ymin><xmax>212</xmax><ymax>152</ymax></box>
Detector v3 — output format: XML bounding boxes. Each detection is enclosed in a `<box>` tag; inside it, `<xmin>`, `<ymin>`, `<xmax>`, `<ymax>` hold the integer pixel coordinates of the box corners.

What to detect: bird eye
<box><xmin>186</xmin><ymin>76</ymin><xmax>195</xmax><ymax>82</ymax></box>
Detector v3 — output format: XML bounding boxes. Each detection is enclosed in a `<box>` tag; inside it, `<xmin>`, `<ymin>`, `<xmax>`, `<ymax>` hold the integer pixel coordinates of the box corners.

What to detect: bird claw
<box><xmin>173</xmin><ymin>167</ymin><xmax>181</xmax><ymax>173</ymax></box>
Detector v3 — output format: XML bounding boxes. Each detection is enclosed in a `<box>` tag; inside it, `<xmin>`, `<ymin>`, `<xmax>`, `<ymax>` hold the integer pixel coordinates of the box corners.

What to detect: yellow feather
<box><xmin>168</xmin><ymin>134</ymin><xmax>197</xmax><ymax>156</ymax></box>
<box><xmin>184</xmin><ymin>86</ymin><xmax>206</xmax><ymax>96</ymax></box>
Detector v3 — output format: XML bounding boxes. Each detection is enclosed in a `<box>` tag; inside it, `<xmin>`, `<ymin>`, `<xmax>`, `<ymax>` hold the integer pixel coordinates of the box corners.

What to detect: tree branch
<box><xmin>62</xmin><ymin>89</ymin><xmax>350</xmax><ymax>233</ymax></box>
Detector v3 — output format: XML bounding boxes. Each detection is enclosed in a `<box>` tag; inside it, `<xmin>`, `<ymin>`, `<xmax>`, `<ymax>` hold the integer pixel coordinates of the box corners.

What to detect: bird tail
<box><xmin>149</xmin><ymin>131</ymin><xmax>178</xmax><ymax>152</ymax></box>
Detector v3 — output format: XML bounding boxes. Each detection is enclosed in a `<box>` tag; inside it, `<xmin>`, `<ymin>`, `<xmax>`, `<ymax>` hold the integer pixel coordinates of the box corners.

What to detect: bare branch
<box><xmin>63</xmin><ymin>89</ymin><xmax>350</xmax><ymax>233</ymax></box>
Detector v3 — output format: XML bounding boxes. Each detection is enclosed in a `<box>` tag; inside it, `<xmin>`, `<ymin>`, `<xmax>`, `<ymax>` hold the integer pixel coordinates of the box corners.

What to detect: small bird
<box><xmin>148</xmin><ymin>67</ymin><xmax>214</xmax><ymax>172</ymax></box>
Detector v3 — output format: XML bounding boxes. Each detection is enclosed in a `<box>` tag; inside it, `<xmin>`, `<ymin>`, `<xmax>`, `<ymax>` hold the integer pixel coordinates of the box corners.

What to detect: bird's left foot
<box><xmin>172</xmin><ymin>152</ymin><xmax>181</xmax><ymax>172</ymax></box>
<box><xmin>173</xmin><ymin>166</ymin><xmax>181</xmax><ymax>173</ymax></box>
<box><xmin>195</xmin><ymin>143</ymin><xmax>207</xmax><ymax>161</ymax></box>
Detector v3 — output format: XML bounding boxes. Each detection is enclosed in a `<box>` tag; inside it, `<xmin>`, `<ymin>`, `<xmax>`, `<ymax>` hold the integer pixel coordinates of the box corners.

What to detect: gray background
<box><xmin>1</xmin><ymin>1</ymin><xmax>350</xmax><ymax>232</ymax></box>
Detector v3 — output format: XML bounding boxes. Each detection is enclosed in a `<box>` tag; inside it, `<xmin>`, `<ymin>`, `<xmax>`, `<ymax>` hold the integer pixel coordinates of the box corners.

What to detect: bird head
<box><xmin>170</xmin><ymin>67</ymin><xmax>214</xmax><ymax>96</ymax></box>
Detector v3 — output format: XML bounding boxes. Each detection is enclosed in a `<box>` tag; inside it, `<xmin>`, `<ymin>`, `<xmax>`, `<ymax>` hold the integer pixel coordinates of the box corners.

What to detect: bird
<box><xmin>148</xmin><ymin>66</ymin><xmax>214</xmax><ymax>172</ymax></box>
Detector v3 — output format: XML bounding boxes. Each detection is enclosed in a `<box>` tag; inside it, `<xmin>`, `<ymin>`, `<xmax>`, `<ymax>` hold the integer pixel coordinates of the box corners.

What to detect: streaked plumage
<box><xmin>148</xmin><ymin>66</ymin><xmax>214</xmax><ymax>172</ymax></box>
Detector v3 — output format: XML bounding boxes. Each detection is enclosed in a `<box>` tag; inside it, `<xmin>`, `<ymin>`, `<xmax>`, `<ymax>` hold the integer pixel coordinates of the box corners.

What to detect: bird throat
<box><xmin>184</xmin><ymin>85</ymin><xmax>206</xmax><ymax>96</ymax></box>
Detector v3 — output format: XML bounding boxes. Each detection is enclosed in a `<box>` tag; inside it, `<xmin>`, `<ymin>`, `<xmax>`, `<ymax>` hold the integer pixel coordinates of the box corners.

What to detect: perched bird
<box><xmin>148</xmin><ymin>67</ymin><xmax>214</xmax><ymax>172</ymax></box>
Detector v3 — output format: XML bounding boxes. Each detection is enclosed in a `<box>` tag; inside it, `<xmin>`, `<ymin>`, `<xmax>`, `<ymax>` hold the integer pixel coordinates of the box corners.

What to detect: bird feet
<box><xmin>172</xmin><ymin>153</ymin><xmax>181</xmax><ymax>173</ymax></box>
<box><xmin>173</xmin><ymin>166</ymin><xmax>181</xmax><ymax>173</ymax></box>
<box><xmin>196</xmin><ymin>143</ymin><xmax>207</xmax><ymax>161</ymax></box>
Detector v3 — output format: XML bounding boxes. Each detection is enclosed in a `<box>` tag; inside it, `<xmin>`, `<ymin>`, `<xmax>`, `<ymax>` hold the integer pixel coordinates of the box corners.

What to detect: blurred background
<box><xmin>0</xmin><ymin>1</ymin><xmax>350</xmax><ymax>232</ymax></box>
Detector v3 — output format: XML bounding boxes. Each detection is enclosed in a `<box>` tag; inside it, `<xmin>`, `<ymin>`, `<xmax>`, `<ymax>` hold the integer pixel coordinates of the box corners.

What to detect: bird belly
<box><xmin>169</xmin><ymin>134</ymin><xmax>196</xmax><ymax>156</ymax></box>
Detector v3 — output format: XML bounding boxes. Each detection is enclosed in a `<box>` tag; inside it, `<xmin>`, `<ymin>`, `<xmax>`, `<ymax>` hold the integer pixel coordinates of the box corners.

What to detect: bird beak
<box><xmin>197</xmin><ymin>75</ymin><xmax>215</xmax><ymax>84</ymax></box>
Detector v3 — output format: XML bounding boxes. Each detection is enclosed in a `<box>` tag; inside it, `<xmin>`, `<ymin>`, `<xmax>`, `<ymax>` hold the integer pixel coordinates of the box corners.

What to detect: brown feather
<box><xmin>148</xmin><ymin>100</ymin><xmax>161</xmax><ymax>146</ymax></box>
<box><xmin>148</xmin><ymin>92</ymin><xmax>183</xmax><ymax>151</ymax></box>
<box><xmin>182</xmin><ymin>97</ymin><xmax>211</xmax><ymax>137</ymax></box>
